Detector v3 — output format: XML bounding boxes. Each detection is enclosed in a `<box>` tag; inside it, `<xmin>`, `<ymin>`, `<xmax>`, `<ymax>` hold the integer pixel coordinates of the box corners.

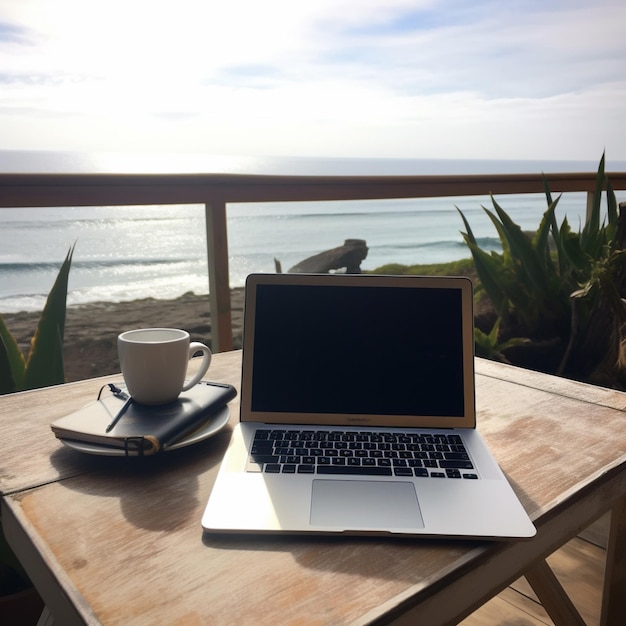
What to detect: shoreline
<box><xmin>2</xmin><ymin>289</ymin><xmax>244</xmax><ymax>383</ymax></box>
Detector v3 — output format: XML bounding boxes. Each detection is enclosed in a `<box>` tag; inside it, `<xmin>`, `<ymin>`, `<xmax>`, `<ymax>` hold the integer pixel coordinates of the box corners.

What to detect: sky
<box><xmin>1</xmin><ymin>0</ymin><xmax>625</xmax><ymax>161</ymax></box>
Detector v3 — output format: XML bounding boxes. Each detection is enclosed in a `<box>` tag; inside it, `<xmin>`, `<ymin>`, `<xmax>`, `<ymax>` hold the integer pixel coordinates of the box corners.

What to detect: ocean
<box><xmin>1</xmin><ymin>151</ymin><xmax>625</xmax><ymax>313</ymax></box>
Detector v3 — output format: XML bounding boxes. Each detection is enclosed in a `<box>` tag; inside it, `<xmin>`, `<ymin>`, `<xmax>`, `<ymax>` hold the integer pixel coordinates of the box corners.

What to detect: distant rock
<box><xmin>289</xmin><ymin>239</ymin><xmax>368</xmax><ymax>273</ymax></box>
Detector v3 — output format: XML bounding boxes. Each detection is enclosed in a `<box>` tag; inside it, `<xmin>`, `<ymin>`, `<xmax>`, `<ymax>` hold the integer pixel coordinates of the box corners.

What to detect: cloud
<box><xmin>310</xmin><ymin>1</ymin><xmax>626</xmax><ymax>98</ymax></box>
<box><xmin>0</xmin><ymin>0</ymin><xmax>625</xmax><ymax>159</ymax></box>
<box><xmin>0</xmin><ymin>20</ymin><xmax>34</xmax><ymax>45</ymax></box>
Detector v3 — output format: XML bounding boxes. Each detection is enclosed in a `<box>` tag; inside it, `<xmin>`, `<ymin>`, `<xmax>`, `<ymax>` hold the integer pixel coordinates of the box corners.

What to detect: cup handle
<box><xmin>182</xmin><ymin>342</ymin><xmax>212</xmax><ymax>391</ymax></box>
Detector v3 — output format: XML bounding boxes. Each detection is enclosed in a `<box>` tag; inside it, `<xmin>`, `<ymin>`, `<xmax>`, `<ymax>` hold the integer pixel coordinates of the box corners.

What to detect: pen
<box><xmin>106</xmin><ymin>395</ymin><xmax>134</xmax><ymax>432</ymax></box>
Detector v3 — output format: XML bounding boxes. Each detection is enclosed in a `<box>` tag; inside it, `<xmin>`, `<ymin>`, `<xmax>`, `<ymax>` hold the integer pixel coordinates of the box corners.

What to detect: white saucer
<box><xmin>59</xmin><ymin>405</ymin><xmax>230</xmax><ymax>456</ymax></box>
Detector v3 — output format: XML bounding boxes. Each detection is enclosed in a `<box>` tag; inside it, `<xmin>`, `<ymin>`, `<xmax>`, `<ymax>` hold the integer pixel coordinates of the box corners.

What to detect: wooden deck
<box><xmin>462</xmin><ymin>518</ymin><xmax>608</xmax><ymax>625</ymax></box>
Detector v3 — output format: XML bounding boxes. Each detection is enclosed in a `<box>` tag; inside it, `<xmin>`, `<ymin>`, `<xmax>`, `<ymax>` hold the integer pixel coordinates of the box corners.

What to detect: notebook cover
<box><xmin>51</xmin><ymin>380</ymin><xmax>237</xmax><ymax>455</ymax></box>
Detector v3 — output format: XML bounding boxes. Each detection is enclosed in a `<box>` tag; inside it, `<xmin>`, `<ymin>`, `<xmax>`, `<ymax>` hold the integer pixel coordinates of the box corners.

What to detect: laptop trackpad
<box><xmin>310</xmin><ymin>480</ymin><xmax>424</xmax><ymax>529</ymax></box>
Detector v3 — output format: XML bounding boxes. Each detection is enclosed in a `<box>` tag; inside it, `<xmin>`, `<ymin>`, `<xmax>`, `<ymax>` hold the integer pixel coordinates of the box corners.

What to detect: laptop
<box><xmin>202</xmin><ymin>273</ymin><xmax>536</xmax><ymax>540</ymax></box>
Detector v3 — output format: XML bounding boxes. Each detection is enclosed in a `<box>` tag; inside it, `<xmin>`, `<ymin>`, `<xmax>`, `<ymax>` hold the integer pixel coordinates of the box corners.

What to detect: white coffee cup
<box><xmin>118</xmin><ymin>328</ymin><xmax>212</xmax><ymax>405</ymax></box>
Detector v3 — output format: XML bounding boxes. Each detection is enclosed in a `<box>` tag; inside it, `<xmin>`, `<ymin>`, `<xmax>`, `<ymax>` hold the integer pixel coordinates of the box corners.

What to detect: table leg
<box><xmin>600</xmin><ymin>496</ymin><xmax>626</xmax><ymax>626</ymax></box>
<box><xmin>524</xmin><ymin>559</ymin><xmax>586</xmax><ymax>626</ymax></box>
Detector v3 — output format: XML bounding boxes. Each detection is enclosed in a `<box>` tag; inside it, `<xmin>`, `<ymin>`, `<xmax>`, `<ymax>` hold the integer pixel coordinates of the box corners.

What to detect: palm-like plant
<box><xmin>458</xmin><ymin>154</ymin><xmax>626</xmax><ymax>380</ymax></box>
<box><xmin>0</xmin><ymin>244</ymin><xmax>74</xmax><ymax>394</ymax></box>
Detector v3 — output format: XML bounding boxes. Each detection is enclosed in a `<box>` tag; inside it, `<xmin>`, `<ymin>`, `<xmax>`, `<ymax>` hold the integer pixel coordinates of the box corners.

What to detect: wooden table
<box><xmin>2</xmin><ymin>351</ymin><xmax>626</xmax><ymax>625</ymax></box>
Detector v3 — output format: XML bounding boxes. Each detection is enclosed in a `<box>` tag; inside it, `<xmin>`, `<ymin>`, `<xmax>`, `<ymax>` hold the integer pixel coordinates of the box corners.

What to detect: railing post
<box><xmin>205</xmin><ymin>199</ymin><xmax>233</xmax><ymax>352</ymax></box>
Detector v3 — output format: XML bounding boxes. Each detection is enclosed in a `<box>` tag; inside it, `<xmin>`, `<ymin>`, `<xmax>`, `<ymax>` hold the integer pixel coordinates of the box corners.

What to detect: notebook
<box><xmin>52</xmin><ymin>380</ymin><xmax>237</xmax><ymax>455</ymax></box>
<box><xmin>202</xmin><ymin>273</ymin><xmax>536</xmax><ymax>539</ymax></box>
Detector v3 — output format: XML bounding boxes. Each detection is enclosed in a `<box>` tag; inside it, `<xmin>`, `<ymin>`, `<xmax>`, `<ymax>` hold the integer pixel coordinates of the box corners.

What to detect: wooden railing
<box><xmin>2</xmin><ymin>170</ymin><xmax>626</xmax><ymax>351</ymax></box>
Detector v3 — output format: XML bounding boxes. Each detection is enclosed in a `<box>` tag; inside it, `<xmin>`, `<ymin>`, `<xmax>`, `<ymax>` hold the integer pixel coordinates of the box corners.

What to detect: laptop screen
<box><xmin>240</xmin><ymin>274</ymin><xmax>476</xmax><ymax>429</ymax></box>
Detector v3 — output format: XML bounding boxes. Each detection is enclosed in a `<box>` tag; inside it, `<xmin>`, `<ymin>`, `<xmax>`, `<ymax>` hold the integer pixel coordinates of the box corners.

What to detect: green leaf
<box><xmin>581</xmin><ymin>152</ymin><xmax>605</xmax><ymax>250</ymax></box>
<box><xmin>533</xmin><ymin>196</ymin><xmax>561</xmax><ymax>277</ymax></box>
<box><xmin>0</xmin><ymin>336</ymin><xmax>17</xmax><ymax>394</ymax></box>
<box><xmin>23</xmin><ymin>244</ymin><xmax>74</xmax><ymax>390</ymax></box>
<box><xmin>474</xmin><ymin>319</ymin><xmax>503</xmax><ymax>360</ymax></box>
<box><xmin>542</xmin><ymin>172</ymin><xmax>553</xmax><ymax>207</ymax></box>
<box><xmin>0</xmin><ymin>316</ymin><xmax>25</xmax><ymax>392</ymax></box>
<box><xmin>456</xmin><ymin>206</ymin><xmax>479</xmax><ymax>246</ymax></box>
<box><xmin>605</xmin><ymin>179</ymin><xmax>618</xmax><ymax>244</ymax></box>
<box><xmin>498</xmin><ymin>336</ymin><xmax>531</xmax><ymax>351</ymax></box>
<box><xmin>558</xmin><ymin>218</ymin><xmax>589</xmax><ymax>275</ymax></box>
<box><xmin>473</xmin><ymin>316</ymin><xmax>529</xmax><ymax>361</ymax></box>
<box><xmin>462</xmin><ymin>237</ymin><xmax>508</xmax><ymax>312</ymax></box>
<box><xmin>546</xmin><ymin>196</ymin><xmax>569</xmax><ymax>275</ymax></box>
<box><xmin>483</xmin><ymin>205</ymin><xmax>513</xmax><ymax>261</ymax></box>
<box><xmin>490</xmin><ymin>197</ymin><xmax>551</xmax><ymax>294</ymax></box>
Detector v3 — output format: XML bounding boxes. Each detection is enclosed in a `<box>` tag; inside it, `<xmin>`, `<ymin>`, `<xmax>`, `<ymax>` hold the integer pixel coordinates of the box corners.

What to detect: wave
<box><xmin>0</xmin><ymin>257</ymin><xmax>195</xmax><ymax>273</ymax></box>
<box><xmin>0</xmin><ymin>290</ymin><xmax>51</xmax><ymax>302</ymax></box>
<box><xmin>370</xmin><ymin>236</ymin><xmax>501</xmax><ymax>252</ymax></box>
<box><xmin>233</xmin><ymin>207</ymin><xmax>472</xmax><ymax>221</ymax></box>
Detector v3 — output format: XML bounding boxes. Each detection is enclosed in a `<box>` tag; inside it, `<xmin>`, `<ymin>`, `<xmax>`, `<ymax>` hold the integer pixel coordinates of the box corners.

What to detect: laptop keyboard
<box><xmin>247</xmin><ymin>429</ymin><xmax>478</xmax><ymax>479</ymax></box>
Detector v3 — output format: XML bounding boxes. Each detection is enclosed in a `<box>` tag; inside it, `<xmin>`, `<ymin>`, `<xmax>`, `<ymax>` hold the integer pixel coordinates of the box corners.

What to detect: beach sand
<box><xmin>2</xmin><ymin>290</ymin><xmax>244</xmax><ymax>383</ymax></box>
